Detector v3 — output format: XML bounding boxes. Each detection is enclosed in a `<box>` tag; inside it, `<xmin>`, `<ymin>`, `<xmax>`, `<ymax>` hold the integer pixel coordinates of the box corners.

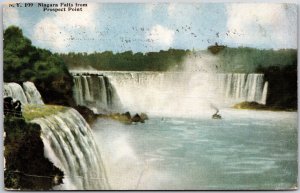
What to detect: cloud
<box><xmin>146</xmin><ymin>25</ymin><xmax>175</xmax><ymax>48</ymax></box>
<box><xmin>3</xmin><ymin>7</ymin><xmax>20</xmax><ymax>28</ymax></box>
<box><xmin>167</xmin><ymin>3</ymin><xmax>192</xmax><ymax>17</ymax></box>
<box><xmin>225</xmin><ymin>3</ymin><xmax>297</xmax><ymax>48</ymax></box>
<box><xmin>167</xmin><ymin>3</ymin><xmax>177</xmax><ymax>17</ymax></box>
<box><xmin>34</xmin><ymin>17</ymin><xmax>70</xmax><ymax>50</ymax></box>
<box><xmin>54</xmin><ymin>4</ymin><xmax>99</xmax><ymax>28</ymax></box>
<box><xmin>33</xmin><ymin>4</ymin><xmax>99</xmax><ymax>51</ymax></box>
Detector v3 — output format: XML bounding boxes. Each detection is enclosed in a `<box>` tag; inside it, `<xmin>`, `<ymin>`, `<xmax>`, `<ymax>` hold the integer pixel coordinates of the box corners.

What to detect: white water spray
<box><xmin>71</xmin><ymin>70</ymin><xmax>268</xmax><ymax>117</ymax></box>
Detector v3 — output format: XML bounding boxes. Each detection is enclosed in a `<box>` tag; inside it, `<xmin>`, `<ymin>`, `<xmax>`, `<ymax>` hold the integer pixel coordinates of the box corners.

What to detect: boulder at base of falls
<box><xmin>74</xmin><ymin>105</ymin><xmax>98</xmax><ymax>124</ymax></box>
<box><xmin>98</xmin><ymin>112</ymin><xmax>149</xmax><ymax>124</ymax></box>
<box><xmin>131</xmin><ymin>113</ymin><xmax>146</xmax><ymax>123</ymax></box>
<box><xmin>140</xmin><ymin>113</ymin><xmax>149</xmax><ymax>121</ymax></box>
<box><xmin>132</xmin><ymin>113</ymin><xmax>149</xmax><ymax>123</ymax></box>
<box><xmin>4</xmin><ymin>117</ymin><xmax>64</xmax><ymax>190</ymax></box>
<box><xmin>123</xmin><ymin>111</ymin><xmax>131</xmax><ymax>120</ymax></box>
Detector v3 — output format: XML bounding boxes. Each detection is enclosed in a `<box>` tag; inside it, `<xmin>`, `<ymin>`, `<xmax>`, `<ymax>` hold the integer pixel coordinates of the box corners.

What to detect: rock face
<box><xmin>35</xmin><ymin>74</ymin><xmax>75</xmax><ymax>107</ymax></box>
<box><xmin>140</xmin><ymin>113</ymin><xmax>149</xmax><ymax>121</ymax></box>
<box><xmin>131</xmin><ymin>114</ymin><xmax>143</xmax><ymax>123</ymax></box>
<box><xmin>123</xmin><ymin>112</ymin><xmax>131</xmax><ymax>120</ymax></box>
<box><xmin>131</xmin><ymin>113</ymin><xmax>149</xmax><ymax>123</ymax></box>
<box><xmin>4</xmin><ymin>117</ymin><xmax>63</xmax><ymax>190</ymax></box>
<box><xmin>74</xmin><ymin>105</ymin><xmax>98</xmax><ymax>124</ymax></box>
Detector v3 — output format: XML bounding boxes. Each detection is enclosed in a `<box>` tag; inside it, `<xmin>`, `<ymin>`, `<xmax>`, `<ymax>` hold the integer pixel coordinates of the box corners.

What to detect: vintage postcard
<box><xmin>2</xmin><ymin>2</ymin><xmax>298</xmax><ymax>190</ymax></box>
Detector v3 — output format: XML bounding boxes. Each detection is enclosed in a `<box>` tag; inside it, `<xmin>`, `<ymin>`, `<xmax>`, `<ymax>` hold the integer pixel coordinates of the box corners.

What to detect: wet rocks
<box><xmin>131</xmin><ymin>113</ymin><xmax>143</xmax><ymax>123</ymax></box>
<box><xmin>99</xmin><ymin>112</ymin><xmax>149</xmax><ymax>124</ymax></box>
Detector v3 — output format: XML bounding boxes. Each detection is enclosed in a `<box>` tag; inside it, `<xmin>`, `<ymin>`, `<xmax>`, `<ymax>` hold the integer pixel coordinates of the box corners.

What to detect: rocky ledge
<box><xmin>233</xmin><ymin>101</ymin><xmax>296</xmax><ymax>111</ymax></box>
<box><xmin>99</xmin><ymin>112</ymin><xmax>149</xmax><ymax>124</ymax></box>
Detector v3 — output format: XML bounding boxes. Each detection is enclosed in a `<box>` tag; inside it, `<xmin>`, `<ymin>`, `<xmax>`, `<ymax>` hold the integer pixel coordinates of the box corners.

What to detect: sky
<box><xmin>3</xmin><ymin>3</ymin><xmax>298</xmax><ymax>53</ymax></box>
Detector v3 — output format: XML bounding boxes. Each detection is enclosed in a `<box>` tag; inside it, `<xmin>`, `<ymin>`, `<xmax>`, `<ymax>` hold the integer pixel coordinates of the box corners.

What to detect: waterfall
<box><xmin>218</xmin><ymin>74</ymin><xmax>267</xmax><ymax>105</ymax></box>
<box><xmin>73</xmin><ymin>74</ymin><xmax>121</xmax><ymax>113</ymax></box>
<box><xmin>261</xmin><ymin>81</ymin><xmax>268</xmax><ymax>105</ymax></box>
<box><xmin>31</xmin><ymin>108</ymin><xmax>110</xmax><ymax>190</ymax></box>
<box><xmin>70</xmin><ymin>71</ymin><xmax>268</xmax><ymax>117</ymax></box>
<box><xmin>4</xmin><ymin>82</ymin><xmax>44</xmax><ymax>105</ymax></box>
<box><xmin>4</xmin><ymin>83</ymin><xmax>28</xmax><ymax>104</ymax></box>
<box><xmin>22</xmin><ymin>82</ymin><xmax>44</xmax><ymax>104</ymax></box>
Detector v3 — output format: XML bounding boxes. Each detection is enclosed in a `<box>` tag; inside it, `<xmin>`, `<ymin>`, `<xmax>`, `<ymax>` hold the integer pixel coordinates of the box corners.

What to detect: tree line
<box><xmin>59</xmin><ymin>46</ymin><xmax>297</xmax><ymax>73</ymax></box>
<box><xmin>59</xmin><ymin>49</ymin><xmax>189</xmax><ymax>71</ymax></box>
<box><xmin>4</xmin><ymin>25</ymin><xmax>297</xmax><ymax>110</ymax></box>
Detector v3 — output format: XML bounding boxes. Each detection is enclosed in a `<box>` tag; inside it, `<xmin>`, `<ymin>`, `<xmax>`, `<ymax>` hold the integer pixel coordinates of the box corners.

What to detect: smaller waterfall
<box><xmin>4</xmin><ymin>82</ymin><xmax>44</xmax><ymax>105</ymax></box>
<box><xmin>4</xmin><ymin>83</ymin><xmax>28</xmax><ymax>104</ymax></box>
<box><xmin>261</xmin><ymin>81</ymin><xmax>268</xmax><ymax>105</ymax></box>
<box><xmin>73</xmin><ymin>75</ymin><xmax>121</xmax><ymax>113</ymax></box>
<box><xmin>218</xmin><ymin>74</ymin><xmax>267</xmax><ymax>105</ymax></box>
<box><xmin>31</xmin><ymin>108</ymin><xmax>110</xmax><ymax>190</ymax></box>
<box><xmin>22</xmin><ymin>82</ymin><xmax>44</xmax><ymax>104</ymax></box>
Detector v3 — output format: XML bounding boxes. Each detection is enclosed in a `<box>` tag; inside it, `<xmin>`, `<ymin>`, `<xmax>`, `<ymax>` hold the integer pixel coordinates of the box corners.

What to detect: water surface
<box><xmin>93</xmin><ymin>109</ymin><xmax>297</xmax><ymax>190</ymax></box>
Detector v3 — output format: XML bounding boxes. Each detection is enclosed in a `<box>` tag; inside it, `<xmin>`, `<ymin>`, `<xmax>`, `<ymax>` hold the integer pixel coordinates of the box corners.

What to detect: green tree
<box><xmin>4</xmin><ymin>26</ymin><xmax>75</xmax><ymax>106</ymax></box>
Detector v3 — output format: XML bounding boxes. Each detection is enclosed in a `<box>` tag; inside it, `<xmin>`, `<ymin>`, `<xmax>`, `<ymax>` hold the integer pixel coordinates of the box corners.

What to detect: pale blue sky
<box><xmin>3</xmin><ymin>3</ymin><xmax>298</xmax><ymax>53</ymax></box>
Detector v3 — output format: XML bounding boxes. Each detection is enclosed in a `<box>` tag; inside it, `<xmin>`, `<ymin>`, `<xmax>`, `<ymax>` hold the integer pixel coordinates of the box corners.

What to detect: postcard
<box><xmin>2</xmin><ymin>2</ymin><xmax>298</xmax><ymax>190</ymax></box>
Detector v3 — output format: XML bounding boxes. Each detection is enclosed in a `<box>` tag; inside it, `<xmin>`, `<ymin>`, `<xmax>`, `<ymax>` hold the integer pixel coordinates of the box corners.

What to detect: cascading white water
<box><xmin>4</xmin><ymin>83</ymin><xmax>28</xmax><ymax>104</ymax></box>
<box><xmin>22</xmin><ymin>82</ymin><xmax>44</xmax><ymax>104</ymax></box>
<box><xmin>261</xmin><ymin>82</ymin><xmax>268</xmax><ymax>104</ymax></box>
<box><xmin>4</xmin><ymin>82</ymin><xmax>44</xmax><ymax>105</ymax></box>
<box><xmin>217</xmin><ymin>73</ymin><xmax>267</xmax><ymax>104</ymax></box>
<box><xmin>70</xmin><ymin>71</ymin><xmax>268</xmax><ymax>117</ymax></box>
<box><xmin>73</xmin><ymin>74</ymin><xmax>121</xmax><ymax>113</ymax></box>
<box><xmin>31</xmin><ymin>108</ymin><xmax>110</xmax><ymax>190</ymax></box>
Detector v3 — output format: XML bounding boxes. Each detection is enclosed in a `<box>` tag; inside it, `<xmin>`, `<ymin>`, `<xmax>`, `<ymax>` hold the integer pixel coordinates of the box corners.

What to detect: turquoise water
<box><xmin>93</xmin><ymin>109</ymin><xmax>298</xmax><ymax>190</ymax></box>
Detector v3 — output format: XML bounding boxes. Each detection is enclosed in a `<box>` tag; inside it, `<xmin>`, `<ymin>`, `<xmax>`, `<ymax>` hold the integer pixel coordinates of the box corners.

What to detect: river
<box><xmin>92</xmin><ymin>109</ymin><xmax>297</xmax><ymax>190</ymax></box>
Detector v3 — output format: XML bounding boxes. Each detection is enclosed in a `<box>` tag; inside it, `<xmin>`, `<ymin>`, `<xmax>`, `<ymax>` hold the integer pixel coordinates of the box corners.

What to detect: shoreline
<box><xmin>233</xmin><ymin>101</ymin><xmax>297</xmax><ymax>112</ymax></box>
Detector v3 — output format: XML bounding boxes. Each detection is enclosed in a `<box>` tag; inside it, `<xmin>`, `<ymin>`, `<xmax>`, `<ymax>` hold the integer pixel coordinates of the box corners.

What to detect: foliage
<box><xmin>256</xmin><ymin>64</ymin><xmax>297</xmax><ymax>110</ymax></box>
<box><xmin>216</xmin><ymin>47</ymin><xmax>297</xmax><ymax>73</ymax></box>
<box><xmin>60</xmin><ymin>46</ymin><xmax>296</xmax><ymax>73</ymax></box>
<box><xmin>4</xmin><ymin>26</ymin><xmax>75</xmax><ymax>106</ymax></box>
<box><xmin>233</xmin><ymin>101</ymin><xmax>295</xmax><ymax>111</ymax></box>
<box><xmin>60</xmin><ymin>49</ymin><xmax>190</xmax><ymax>71</ymax></box>
<box><xmin>23</xmin><ymin>104</ymin><xmax>67</xmax><ymax>121</ymax></box>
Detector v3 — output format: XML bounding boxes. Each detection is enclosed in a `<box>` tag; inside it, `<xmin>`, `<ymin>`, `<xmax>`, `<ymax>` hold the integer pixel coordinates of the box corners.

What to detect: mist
<box><xmin>100</xmin><ymin>53</ymin><xmax>229</xmax><ymax>118</ymax></box>
<box><xmin>71</xmin><ymin>51</ymin><xmax>268</xmax><ymax>117</ymax></box>
<box><xmin>92</xmin><ymin>119</ymin><xmax>176</xmax><ymax>189</ymax></box>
